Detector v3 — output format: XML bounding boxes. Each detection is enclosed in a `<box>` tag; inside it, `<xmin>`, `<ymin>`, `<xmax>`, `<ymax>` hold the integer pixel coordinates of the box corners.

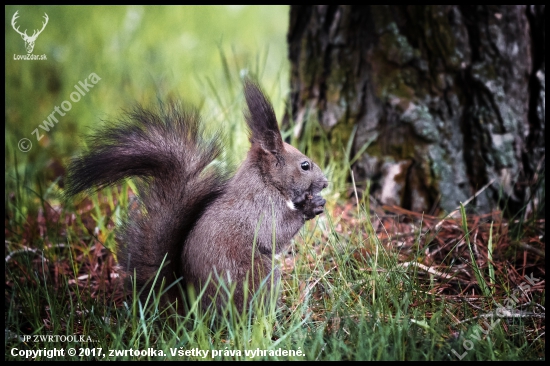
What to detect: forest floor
<box><xmin>5</xmin><ymin>188</ymin><xmax>545</xmax><ymax>360</ymax></box>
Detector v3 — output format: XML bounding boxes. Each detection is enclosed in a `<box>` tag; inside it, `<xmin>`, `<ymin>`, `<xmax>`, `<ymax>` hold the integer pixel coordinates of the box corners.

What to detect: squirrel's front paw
<box><xmin>302</xmin><ymin>194</ymin><xmax>326</xmax><ymax>220</ymax></box>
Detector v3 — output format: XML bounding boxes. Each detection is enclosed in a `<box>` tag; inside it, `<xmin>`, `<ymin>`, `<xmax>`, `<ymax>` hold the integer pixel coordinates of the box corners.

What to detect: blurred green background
<box><xmin>5</xmin><ymin>5</ymin><xmax>290</xmax><ymax>186</ymax></box>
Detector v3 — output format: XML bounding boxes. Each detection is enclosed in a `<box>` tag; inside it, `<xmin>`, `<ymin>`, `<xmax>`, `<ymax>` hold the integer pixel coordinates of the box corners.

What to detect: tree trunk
<box><xmin>286</xmin><ymin>5</ymin><xmax>544</xmax><ymax>215</ymax></box>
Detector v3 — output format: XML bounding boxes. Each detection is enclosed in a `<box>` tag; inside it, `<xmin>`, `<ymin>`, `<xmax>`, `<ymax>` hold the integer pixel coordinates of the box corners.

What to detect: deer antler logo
<box><xmin>11</xmin><ymin>10</ymin><xmax>49</xmax><ymax>54</ymax></box>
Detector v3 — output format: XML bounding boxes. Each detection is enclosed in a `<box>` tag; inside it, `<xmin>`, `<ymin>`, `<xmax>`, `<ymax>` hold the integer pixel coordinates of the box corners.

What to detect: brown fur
<box><xmin>66</xmin><ymin>79</ymin><xmax>328</xmax><ymax>313</ymax></box>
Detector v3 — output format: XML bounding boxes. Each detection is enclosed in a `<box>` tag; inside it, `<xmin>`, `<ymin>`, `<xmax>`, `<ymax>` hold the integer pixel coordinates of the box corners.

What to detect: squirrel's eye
<box><xmin>301</xmin><ymin>161</ymin><xmax>310</xmax><ymax>171</ymax></box>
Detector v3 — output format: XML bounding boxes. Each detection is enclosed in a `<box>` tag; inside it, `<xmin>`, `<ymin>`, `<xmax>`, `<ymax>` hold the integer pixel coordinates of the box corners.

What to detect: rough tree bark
<box><xmin>286</xmin><ymin>5</ymin><xmax>544</xmax><ymax>215</ymax></box>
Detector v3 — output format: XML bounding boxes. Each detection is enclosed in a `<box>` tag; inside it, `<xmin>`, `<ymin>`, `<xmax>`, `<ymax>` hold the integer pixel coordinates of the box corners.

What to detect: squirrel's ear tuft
<box><xmin>244</xmin><ymin>78</ymin><xmax>284</xmax><ymax>154</ymax></box>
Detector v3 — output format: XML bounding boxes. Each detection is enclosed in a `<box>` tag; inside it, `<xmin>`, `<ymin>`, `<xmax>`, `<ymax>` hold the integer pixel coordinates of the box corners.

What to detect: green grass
<box><xmin>6</xmin><ymin>5</ymin><xmax>289</xmax><ymax>184</ymax></box>
<box><xmin>6</xmin><ymin>176</ymin><xmax>544</xmax><ymax>360</ymax></box>
<box><xmin>5</xmin><ymin>5</ymin><xmax>545</xmax><ymax>361</ymax></box>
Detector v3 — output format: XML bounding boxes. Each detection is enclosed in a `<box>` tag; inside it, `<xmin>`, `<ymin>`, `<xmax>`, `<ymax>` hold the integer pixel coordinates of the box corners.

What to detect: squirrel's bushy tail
<box><xmin>66</xmin><ymin>104</ymin><xmax>228</xmax><ymax>304</ymax></box>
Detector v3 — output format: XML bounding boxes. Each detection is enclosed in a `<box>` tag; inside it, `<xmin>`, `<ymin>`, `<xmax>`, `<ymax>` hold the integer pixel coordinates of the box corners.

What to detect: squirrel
<box><xmin>65</xmin><ymin>79</ymin><xmax>328</xmax><ymax>313</ymax></box>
